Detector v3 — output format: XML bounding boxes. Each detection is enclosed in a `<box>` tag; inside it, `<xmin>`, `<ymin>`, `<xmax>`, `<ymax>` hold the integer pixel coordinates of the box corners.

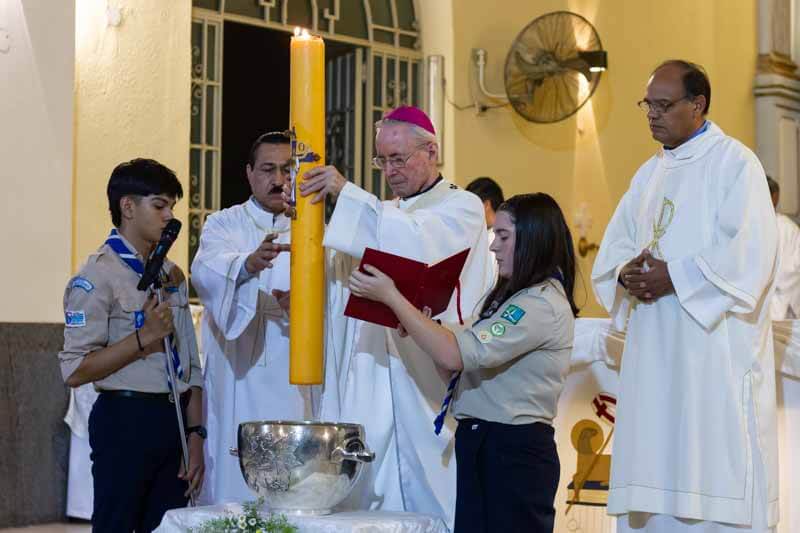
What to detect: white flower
<box><xmin>248</xmin><ymin>518</ymin><xmax>257</xmax><ymax>526</ymax></box>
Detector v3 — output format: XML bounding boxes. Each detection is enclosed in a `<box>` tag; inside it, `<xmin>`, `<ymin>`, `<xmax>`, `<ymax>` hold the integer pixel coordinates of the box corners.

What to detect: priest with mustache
<box><xmin>191</xmin><ymin>131</ymin><xmax>317</xmax><ymax>504</ymax></box>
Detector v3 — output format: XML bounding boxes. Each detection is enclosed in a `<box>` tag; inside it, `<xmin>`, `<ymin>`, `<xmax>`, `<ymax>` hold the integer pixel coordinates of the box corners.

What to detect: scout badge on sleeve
<box><xmin>500</xmin><ymin>304</ymin><xmax>526</xmax><ymax>325</ymax></box>
<box><xmin>65</xmin><ymin>310</ymin><xmax>87</xmax><ymax>328</ymax></box>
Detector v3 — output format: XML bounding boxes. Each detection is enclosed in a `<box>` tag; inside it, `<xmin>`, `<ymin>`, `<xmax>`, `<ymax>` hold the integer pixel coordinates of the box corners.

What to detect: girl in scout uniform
<box><xmin>59</xmin><ymin>159</ymin><xmax>205</xmax><ymax>532</ymax></box>
<box><xmin>350</xmin><ymin>193</ymin><xmax>578</xmax><ymax>533</ymax></box>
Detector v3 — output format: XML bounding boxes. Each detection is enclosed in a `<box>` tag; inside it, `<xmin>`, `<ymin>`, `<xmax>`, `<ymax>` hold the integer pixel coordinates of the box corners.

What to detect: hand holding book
<box><xmin>345</xmin><ymin>247</ymin><xmax>469</xmax><ymax>328</ymax></box>
<box><xmin>349</xmin><ymin>263</ymin><xmax>402</xmax><ymax>305</ymax></box>
<box><xmin>349</xmin><ymin>248</ymin><xmax>468</xmax><ymax>373</ymax></box>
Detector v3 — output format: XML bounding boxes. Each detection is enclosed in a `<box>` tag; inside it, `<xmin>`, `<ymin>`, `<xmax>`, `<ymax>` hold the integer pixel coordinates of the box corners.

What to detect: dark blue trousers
<box><xmin>454</xmin><ymin>419</ymin><xmax>560</xmax><ymax>533</ymax></box>
<box><xmin>88</xmin><ymin>393</ymin><xmax>188</xmax><ymax>533</ymax></box>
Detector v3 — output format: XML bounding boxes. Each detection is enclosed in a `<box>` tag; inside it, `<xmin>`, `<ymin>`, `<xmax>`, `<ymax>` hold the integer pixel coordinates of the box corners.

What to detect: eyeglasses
<box><xmin>637</xmin><ymin>95</ymin><xmax>691</xmax><ymax>115</ymax></box>
<box><xmin>371</xmin><ymin>146</ymin><xmax>427</xmax><ymax>170</ymax></box>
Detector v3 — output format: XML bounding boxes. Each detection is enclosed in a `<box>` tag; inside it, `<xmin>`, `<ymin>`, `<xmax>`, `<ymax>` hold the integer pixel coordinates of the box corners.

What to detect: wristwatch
<box><xmin>186</xmin><ymin>425</ymin><xmax>207</xmax><ymax>439</ymax></box>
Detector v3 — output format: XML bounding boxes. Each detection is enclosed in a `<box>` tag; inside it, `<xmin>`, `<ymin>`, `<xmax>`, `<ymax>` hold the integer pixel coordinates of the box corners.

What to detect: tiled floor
<box><xmin>0</xmin><ymin>524</ymin><xmax>90</xmax><ymax>533</ymax></box>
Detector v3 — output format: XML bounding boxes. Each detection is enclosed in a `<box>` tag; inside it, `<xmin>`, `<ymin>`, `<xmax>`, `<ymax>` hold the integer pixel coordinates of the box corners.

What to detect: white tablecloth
<box><xmin>154</xmin><ymin>505</ymin><xmax>449</xmax><ymax>533</ymax></box>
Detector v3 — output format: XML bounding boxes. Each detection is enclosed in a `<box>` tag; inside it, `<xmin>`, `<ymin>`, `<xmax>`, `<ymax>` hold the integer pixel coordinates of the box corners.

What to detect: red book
<box><xmin>344</xmin><ymin>248</ymin><xmax>470</xmax><ymax>328</ymax></box>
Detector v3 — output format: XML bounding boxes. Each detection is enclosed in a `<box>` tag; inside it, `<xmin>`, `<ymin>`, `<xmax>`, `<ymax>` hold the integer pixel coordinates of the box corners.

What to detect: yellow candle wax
<box><xmin>289</xmin><ymin>28</ymin><xmax>325</xmax><ymax>385</ymax></box>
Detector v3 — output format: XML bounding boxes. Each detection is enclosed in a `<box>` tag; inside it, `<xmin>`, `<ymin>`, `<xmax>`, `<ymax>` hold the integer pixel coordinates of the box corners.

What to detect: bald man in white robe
<box><xmin>592</xmin><ymin>61</ymin><xmax>779</xmax><ymax>532</ymax></box>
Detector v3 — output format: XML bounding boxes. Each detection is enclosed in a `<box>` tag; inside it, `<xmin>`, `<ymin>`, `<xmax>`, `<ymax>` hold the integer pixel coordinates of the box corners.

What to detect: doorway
<box><xmin>189</xmin><ymin>1</ymin><xmax>424</xmax><ymax>284</ymax></box>
<box><xmin>220</xmin><ymin>23</ymin><xmax>362</xmax><ymax>210</ymax></box>
<box><xmin>221</xmin><ymin>22</ymin><xmax>291</xmax><ymax>209</ymax></box>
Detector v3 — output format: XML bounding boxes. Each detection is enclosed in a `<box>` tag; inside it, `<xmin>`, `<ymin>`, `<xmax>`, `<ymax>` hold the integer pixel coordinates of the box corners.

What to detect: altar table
<box><xmin>154</xmin><ymin>504</ymin><xmax>449</xmax><ymax>533</ymax></box>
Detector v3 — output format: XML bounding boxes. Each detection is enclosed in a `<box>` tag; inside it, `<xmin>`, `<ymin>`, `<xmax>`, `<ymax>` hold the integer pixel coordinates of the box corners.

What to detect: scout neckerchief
<box><xmin>433</xmin><ymin>287</ymin><xmax>489</xmax><ymax>436</ymax></box>
<box><xmin>433</xmin><ymin>273</ymin><xmax>564</xmax><ymax>435</ymax></box>
<box><xmin>105</xmin><ymin>229</ymin><xmax>184</xmax><ymax>387</ymax></box>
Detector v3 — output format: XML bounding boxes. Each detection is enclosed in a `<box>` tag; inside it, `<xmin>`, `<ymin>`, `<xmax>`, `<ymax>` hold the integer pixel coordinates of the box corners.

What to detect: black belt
<box><xmin>99</xmin><ymin>389</ymin><xmax>186</xmax><ymax>403</ymax></box>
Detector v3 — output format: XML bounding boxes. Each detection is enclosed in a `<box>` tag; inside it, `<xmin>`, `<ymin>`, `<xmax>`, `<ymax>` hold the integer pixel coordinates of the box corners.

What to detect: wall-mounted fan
<box><xmin>503</xmin><ymin>11</ymin><xmax>606</xmax><ymax>123</ymax></box>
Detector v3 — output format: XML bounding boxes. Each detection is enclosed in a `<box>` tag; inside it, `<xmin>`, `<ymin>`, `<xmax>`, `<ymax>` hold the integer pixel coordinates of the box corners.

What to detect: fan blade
<box><xmin>558</xmin><ymin>56</ymin><xmax>591</xmax><ymax>81</ymax></box>
<box><xmin>514</xmin><ymin>50</ymin><xmax>561</xmax><ymax>81</ymax></box>
<box><xmin>503</xmin><ymin>11</ymin><xmax>603</xmax><ymax>122</ymax></box>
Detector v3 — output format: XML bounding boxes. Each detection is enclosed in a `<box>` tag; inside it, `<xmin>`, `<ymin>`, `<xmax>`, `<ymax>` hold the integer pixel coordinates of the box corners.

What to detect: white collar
<box><xmin>659</xmin><ymin>120</ymin><xmax>724</xmax><ymax>168</ymax></box>
<box><xmin>245</xmin><ymin>197</ymin><xmax>290</xmax><ymax>233</ymax></box>
<box><xmin>397</xmin><ymin>178</ymin><xmax>447</xmax><ymax>208</ymax></box>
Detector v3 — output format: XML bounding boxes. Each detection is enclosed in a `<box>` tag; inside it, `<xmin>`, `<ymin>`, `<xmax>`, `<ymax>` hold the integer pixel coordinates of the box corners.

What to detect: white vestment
<box><xmin>486</xmin><ymin>227</ymin><xmax>497</xmax><ymax>284</ymax></box>
<box><xmin>64</xmin><ymin>383</ymin><xmax>98</xmax><ymax>519</ymax></box>
<box><xmin>320</xmin><ymin>178</ymin><xmax>495</xmax><ymax>529</ymax></box>
<box><xmin>771</xmin><ymin>213</ymin><xmax>800</xmax><ymax>320</ymax></box>
<box><xmin>191</xmin><ymin>198</ymin><xmax>317</xmax><ymax>505</ymax></box>
<box><xmin>591</xmin><ymin>122</ymin><xmax>779</xmax><ymax>530</ymax></box>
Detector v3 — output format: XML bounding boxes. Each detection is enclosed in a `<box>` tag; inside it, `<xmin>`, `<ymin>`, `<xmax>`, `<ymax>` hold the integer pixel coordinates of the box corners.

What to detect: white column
<box><xmin>755</xmin><ymin>0</ymin><xmax>800</xmax><ymax>215</ymax></box>
<box><xmin>0</xmin><ymin>0</ymin><xmax>75</xmax><ymax>322</ymax></box>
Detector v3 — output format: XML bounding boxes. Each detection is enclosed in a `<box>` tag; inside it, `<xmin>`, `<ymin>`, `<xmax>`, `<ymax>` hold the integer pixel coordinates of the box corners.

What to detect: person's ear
<box><xmin>120</xmin><ymin>196</ymin><xmax>136</xmax><ymax>221</ymax></box>
<box><xmin>693</xmin><ymin>95</ymin><xmax>707</xmax><ymax>117</ymax></box>
<box><xmin>428</xmin><ymin>142</ymin><xmax>438</xmax><ymax>162</ymax></box>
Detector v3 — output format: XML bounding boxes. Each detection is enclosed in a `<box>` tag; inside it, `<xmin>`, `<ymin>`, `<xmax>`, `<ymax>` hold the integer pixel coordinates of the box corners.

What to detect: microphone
<box><xmin>137</xmin><ymin>219</ymin><xmax>182</xmax><ymax>291</ymax></box>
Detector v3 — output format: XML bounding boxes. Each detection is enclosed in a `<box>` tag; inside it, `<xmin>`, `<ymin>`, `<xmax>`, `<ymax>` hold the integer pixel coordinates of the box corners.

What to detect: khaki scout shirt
<box><xmin>59</xmin><ymin>239</ymin><xmax>203</xmax><ymax>393</ymax></box>
<box><xmin>452</xmin><ymin>280</ymin><xmax>574</xmax><ymax>426</ymax></box>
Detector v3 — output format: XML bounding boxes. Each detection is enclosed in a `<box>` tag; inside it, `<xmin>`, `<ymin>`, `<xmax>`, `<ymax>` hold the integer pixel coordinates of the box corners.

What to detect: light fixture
<box><xmin>106</xmin><ymin>5</ymin><xmax>123</xmax><ymax>27</ymax></box>
<box><xmin>0</xmin><ymin>28</ymin><xmax>10</xmax><ymax>54</ymax></box>
<box><xmin>574</xmin><ymin>202</ymin><xmax>599</xmax><ymax>257</ymax></box>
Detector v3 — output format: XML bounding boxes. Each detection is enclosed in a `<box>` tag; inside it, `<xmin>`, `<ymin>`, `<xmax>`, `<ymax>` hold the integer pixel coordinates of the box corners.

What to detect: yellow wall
<box><xmin>0</xmin><ymin>0</ymin><xmax>74</xmax><ymax>322</ymax></box>
<box><xmin>447</xmin><ymin>0</ymin><xmax>757</xmax><ymax>316</ymax></box>
<box><xmin>74</xmin><ymin>0</ymin><xmax>191</xmax><ymax>274</ymax></box>
<box><xmin>416</xmin><ymin>0</ymin><xmax>455</xmax><ymax>180</ymax></box>
<box><xmin>66</xmin><ymin>0</ymin><xmax>758</xmax><ymax>318</ymax></box>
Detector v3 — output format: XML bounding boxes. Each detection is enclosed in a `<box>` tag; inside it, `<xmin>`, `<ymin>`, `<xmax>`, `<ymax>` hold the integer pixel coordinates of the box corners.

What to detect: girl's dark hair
<box><xmin>107</xmin><ymin>158</ymin><xmax>183</xmax><ymax>227</ymax></box>
<box><xmin>480</xmin><ymin>193</ymin><xmax>579</xmax><ymax>317</ymax></box>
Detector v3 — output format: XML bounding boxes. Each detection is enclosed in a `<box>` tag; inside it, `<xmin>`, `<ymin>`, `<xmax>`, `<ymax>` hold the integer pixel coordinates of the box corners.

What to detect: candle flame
<box><xmin>293</xmin><ymin>27</ymin><xmax>314</xmax><ymax>40</ymax></box>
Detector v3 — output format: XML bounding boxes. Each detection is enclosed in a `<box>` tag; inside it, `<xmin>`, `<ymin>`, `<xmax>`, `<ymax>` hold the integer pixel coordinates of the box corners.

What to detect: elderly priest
<box><xmin>302</xmin><ymin>106</ymin><xmax>495</xmax><ymax>529</ymax></box>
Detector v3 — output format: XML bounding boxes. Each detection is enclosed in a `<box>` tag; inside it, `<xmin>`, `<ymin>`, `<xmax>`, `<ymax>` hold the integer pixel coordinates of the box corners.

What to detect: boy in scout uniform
<box><xmin>59</xmin><ymin>159</ymin><xmax>205</xmax><ymax>532</ymax></box>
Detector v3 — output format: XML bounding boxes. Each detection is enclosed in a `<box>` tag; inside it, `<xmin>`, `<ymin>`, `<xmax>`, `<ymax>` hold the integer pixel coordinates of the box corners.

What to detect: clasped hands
<box><xmin>619</xmin><ymin>249</ymin><xmax>674</xmax><ymax>303</ymax></box>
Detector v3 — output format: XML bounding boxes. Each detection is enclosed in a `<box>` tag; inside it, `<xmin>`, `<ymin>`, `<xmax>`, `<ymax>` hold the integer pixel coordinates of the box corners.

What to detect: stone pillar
<box><xmin>755</xmin><ymin>0</ymin><xmax>800</xmax><ymax>214</ymax></box>
<box><xmin>0</xmin><ymin>324</ymin><xmax>70</xmax><ymax>528</ymax></box>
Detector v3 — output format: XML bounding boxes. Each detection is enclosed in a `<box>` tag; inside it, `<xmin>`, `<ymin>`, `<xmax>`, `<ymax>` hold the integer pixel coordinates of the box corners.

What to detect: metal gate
<box><xmin>189</xmin><ymin>0</ymin><xmax>423</xmax><ymax>273</ymax></box>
